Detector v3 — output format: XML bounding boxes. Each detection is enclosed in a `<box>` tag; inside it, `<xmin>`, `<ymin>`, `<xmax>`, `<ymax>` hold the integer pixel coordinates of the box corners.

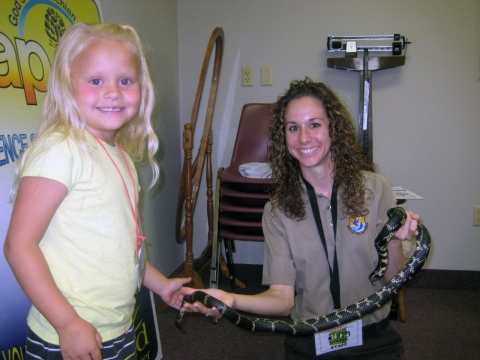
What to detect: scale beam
<box><xmin>327</xmin><ymin>34</ymin><xmax>410</xmax><ymax>55</ymax></box>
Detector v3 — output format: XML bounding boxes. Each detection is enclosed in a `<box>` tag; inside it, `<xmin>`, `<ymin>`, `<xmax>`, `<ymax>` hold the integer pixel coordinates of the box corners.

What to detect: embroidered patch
<box><xmin>348</xmin><ymin>216</ymin><xmax>368</xmax><ymax>234</ymax></box>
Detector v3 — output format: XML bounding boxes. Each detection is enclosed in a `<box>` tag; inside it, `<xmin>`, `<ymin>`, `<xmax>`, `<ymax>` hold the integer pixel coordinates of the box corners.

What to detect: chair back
<box><xmin>229</xmin><ymin>103</ymin><xmax>274</xmax><ymax>169</ymax></box>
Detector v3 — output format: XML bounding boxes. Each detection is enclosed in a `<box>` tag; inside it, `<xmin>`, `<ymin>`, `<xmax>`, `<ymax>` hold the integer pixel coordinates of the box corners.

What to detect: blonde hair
<box><xmin>14</xmin><ymin>22</ymin><xmax>159</xmax><ymax>196</ymax></box>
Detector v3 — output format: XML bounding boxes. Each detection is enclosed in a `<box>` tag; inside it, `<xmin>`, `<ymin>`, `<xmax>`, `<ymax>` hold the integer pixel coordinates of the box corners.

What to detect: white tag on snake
<box><xmin>315</xmin><ymin>319</ymin><xmax>362</xmax><ymax>355</ymax></box>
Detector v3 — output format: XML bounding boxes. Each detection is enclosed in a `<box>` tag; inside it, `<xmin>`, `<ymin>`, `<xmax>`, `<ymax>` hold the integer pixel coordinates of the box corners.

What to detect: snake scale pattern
<box><xmin>178</xmin><ymin>207</ymin><xmax>431</xmax><ymax>336</ymax></box>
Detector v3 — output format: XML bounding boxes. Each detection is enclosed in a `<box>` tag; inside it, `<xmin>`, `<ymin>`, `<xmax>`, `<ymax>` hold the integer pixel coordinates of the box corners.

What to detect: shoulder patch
<box><xmin>348</xmin><ymin>216</ymin><xmax>368</xmax><ymax>234</ymax></box>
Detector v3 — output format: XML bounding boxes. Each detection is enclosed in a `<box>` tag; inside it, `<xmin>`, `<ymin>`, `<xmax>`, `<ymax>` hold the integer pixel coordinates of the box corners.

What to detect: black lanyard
<box><xmin>302</xmin><ymin>176</ymin><xmax>341</xmax><ymax>309</ymax></box>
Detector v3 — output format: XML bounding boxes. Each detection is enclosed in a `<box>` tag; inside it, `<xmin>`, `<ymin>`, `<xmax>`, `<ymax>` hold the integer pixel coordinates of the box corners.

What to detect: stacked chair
<box><xmin>209</xmin><ymin>103</ymin><xmax>274</xmax><ymax>290</ymax></box>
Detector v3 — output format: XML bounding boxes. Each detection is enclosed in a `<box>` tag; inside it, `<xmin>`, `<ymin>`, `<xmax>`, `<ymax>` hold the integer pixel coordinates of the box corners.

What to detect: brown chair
<box><xmin>218</xmin><ymin>103</ymin><xmax>275</xmax><ymax>191</ymax></box>
<box><xmin>209</xmin><ymin>103</ymin><xmax>274</xmax><ymax>290</ymax></box>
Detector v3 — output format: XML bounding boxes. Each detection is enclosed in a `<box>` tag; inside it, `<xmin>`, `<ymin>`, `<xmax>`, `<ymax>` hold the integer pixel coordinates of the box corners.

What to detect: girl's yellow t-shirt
<box><xmin>24</xmin><ymin>132</ymin><xmax>138</xmax><ymax>344</ymax></box>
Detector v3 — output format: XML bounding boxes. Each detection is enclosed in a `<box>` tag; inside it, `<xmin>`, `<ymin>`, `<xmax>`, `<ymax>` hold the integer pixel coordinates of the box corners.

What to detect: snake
<box><xmin>177</xmin><ymin>207</ymin><xmax>431</xmax><ymax>335</ymax></box>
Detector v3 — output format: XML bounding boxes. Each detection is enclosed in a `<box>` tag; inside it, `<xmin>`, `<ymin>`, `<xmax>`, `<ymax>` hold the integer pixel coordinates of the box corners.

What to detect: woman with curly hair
<box><xmin>183</xmin><ymin>78</ymin><xmax>420</xmax><ymax>359</ymax></box>
<box><xmin>268</xmin><ymin>77</ymin><xmax>377</xmax><ymax>221</ymax></box>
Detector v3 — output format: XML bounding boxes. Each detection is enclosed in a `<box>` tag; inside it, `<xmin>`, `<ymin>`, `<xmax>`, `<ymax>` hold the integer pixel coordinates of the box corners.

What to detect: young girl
<box><xmin>3</xmin><ymin>23</ymin><xmax>190</xmax><ymax>360</ymax></box>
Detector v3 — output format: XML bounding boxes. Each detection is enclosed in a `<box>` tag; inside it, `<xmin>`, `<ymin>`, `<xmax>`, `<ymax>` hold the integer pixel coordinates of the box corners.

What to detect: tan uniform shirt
<box><xmin>262</xmin><ymin>172</ymin><xmax>396</xmax><ymax>325</ymax></box>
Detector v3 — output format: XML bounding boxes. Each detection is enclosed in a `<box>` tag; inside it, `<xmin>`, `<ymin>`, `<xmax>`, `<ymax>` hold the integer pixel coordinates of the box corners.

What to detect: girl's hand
<box><xmin>157</xmin><ymin>277</ymin><xmax>192</xmax><ymax>310</ymax></box>
<box><xmin>57</xmin><ymin>317</ymin><xmax>103</xmax><ymax>360</ymax></box>
<box><xmin>393</xmin><ymin>209</ymin><xmax>420</xmax><ymax>241</ymax></box>
<box><xmin>180</xmin><ymin>287</ymin><xmax>235</xmax><ymax>318</ymax></box>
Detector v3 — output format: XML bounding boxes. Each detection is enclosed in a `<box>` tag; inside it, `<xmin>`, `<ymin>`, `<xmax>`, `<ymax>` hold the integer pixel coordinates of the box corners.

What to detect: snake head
<box><xmin>387</xmin><ymin>206</ymin><xmax>403</xmax><ymax>215</ymax></box>
<box><xmin>183</xmin><ymin>294</ymin><xmax>196</xmax><ymax>304</ymax></box>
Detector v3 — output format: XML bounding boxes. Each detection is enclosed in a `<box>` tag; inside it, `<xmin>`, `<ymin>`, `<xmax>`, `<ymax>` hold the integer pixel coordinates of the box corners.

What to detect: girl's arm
<box><xmin>181</xmin><ymin>284</ymin><xmax>295</xmax><ymax>317</ymax></box>
<box><xmin>4</xmin><ymin>177</ymin><xmax>103</xmax><ymax>360</ymax></box>
<box><xmin>142</xmin><ymin>261</ymin><xmax>191</xmax><ymax>310</ymax></box>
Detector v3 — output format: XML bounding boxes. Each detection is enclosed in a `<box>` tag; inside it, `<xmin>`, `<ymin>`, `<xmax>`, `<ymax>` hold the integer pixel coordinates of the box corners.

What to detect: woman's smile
<box><xmin>284</xmin><ymin>96</ymin><xmax>333</xmax><ymax>172</ymax></box>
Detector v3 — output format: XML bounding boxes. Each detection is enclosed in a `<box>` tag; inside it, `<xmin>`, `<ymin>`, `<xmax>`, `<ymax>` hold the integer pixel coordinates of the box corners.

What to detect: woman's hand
<box><xmin>384</xmin><ymin>209</ymin><xmax>420</xmax><ymax>281</ymax></box>
<box><xmin>181</xmin><ymin>284</ymin><xmax>294</xmax><ymax>317</ymax></box>
<box><xmin>393</xmin><ymin>209</ymin><xmax>420</xmax><ymax>241</ymax></box>
<box><xmin>180</xmin><ymin>287</ymin><xmax>234</xmax><ymax>318</ymax></box>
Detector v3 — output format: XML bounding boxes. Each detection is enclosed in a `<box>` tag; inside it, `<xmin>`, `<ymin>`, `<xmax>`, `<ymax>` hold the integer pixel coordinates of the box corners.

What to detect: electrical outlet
<box><xmin>241</xmin><ymin>66</ymin><xmax>254</xmax><ymax>87</ymax></box>
<box><xmin>474</xmin><ymin>206</ymin><xmax>480</xmax><ymax>226</ymax></box>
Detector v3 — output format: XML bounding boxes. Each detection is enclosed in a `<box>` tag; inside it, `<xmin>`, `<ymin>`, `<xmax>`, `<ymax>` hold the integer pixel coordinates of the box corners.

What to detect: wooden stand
<box><xmin>175</xmin><ymin>27</ymin><xmax>224</xmax><ymax>289</ymax></box>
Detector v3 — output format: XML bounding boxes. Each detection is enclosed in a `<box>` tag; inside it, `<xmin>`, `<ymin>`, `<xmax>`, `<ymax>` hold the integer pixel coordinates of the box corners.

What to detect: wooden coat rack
<box><xmin>175</xmin><ymin>27</ymin><xmax>224</xmax><ymax>288</ymax></box>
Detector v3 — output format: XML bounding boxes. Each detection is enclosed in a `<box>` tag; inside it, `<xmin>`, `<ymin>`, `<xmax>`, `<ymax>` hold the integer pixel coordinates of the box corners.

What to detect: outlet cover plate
<box><xmin>474</xmin><ymin>206</ymin><xmax>480</xmax><ymax>226</ymax></box>
<box><xmin>241</xmin><ymin>66</ymin><xmax>254</xmax><ymax>87</ymax></box>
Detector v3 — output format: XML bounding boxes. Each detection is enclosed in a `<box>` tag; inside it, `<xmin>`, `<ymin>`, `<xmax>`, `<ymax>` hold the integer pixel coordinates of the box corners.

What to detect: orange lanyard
<box><xmin>93</xmin><ymin>135</ymin><xmax>145</xmax><ymax>257</ymax></box>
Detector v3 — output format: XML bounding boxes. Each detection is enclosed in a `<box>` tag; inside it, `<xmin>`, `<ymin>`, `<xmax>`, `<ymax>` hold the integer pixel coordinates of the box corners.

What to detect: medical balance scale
<box><xmin>326</xmin><ymin>34</ymin><xmax>423</xmax><ymax>203</ymax></box>
<box><xmin>326</xmin><ymin>34</ymin><xmax>410</xmax><ymax>166</ymax></box>
<box><xmin>327</xmin><ymin>35</ymin><xmax>423</xmax><ymax>322</ymax></box>
<box><xmin>327</xmin><ymin>34</ymin><xmax>423</xmax><ymax>286</ymax></box>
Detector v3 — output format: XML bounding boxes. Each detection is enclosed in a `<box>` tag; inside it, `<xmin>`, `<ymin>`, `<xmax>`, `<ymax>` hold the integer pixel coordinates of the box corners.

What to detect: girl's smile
<box><xmin>70</xmin><ymin>38</ymin><xmax>141</xmax><ymax>145</ymax></box>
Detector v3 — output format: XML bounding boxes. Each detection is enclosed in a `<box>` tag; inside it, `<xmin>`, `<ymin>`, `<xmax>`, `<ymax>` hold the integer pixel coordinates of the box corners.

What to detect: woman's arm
<box><xmin>383</xmin><ymin>209</ymin><xmax>420</xmax><ymax>281</ymax></box>
<box><xmin>230</xmin><ymin>284</ymin><xmax>295</xmax><ymax>316</ymax></box>
<box><xmin>4</xmin><ymin>176</ymin><xmax>103</xmax><ymax>359</ymax></box>
<box><xmin>181</xmin><ymin>284</ymin><xmax>295</xmax><ymax>317</ymax></box>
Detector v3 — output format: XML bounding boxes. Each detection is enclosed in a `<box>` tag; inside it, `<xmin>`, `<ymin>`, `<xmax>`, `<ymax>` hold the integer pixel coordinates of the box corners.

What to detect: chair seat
<box><xmin>219</xmin><ymin>214</ymin><xmax>262</xmax><ymax>228</ymax></box>
<box><xmin>220</xmin><ymin>200</ymin><xmax>264</xmax><ymax>222</ymax></box>
<box><xmin>219</xmin><ymin>201</ymin><xmax>265</xmax><ymax>213</ymax></box>
<box><xmin>219</xmin><ymin>213</ymin><xmax>264</xmax><ymax>238</ymax></box>
<box><xmin>219</xmin><ymin>186</ymin><xmax>270</xmax><ymax>199</ymax></box>
<box><xmin>219</xmin><ymin>166</ymin><xmax>273</xmax><ymax>193</ymax></box>
<box><xmin>219</xmin><ymin>228</ymin><xmax>264</xmax><ymax>242</ymax></box>
<box><xmin>219</xmin><ymin>164</ymin><xmax>273</xmax><ymax>184</ymax></box>
<box><xmin>221</xmin><ymin>211</ymin><xmax>262</xmax><ymax>223</ymax></box>
<box><xmin>220</xmin><ymin>187</ymin><xmax>270</xmax><ymax>208</ymax></box>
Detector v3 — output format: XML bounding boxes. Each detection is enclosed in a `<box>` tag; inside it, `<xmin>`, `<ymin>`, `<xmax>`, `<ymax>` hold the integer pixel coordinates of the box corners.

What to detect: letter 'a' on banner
<box><xmin>0</xmin><ymin>1</ymin><xmax>162</xmax><ymax>358</ymax></box>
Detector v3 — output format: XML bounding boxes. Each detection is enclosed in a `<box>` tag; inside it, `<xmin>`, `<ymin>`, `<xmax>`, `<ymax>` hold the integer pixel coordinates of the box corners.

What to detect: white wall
<box><xmin>101</xmin><ymin>0</ymin><xmax>184</xmax><ymax>275</ymax></box>
<box><xmin>178</xmin><ymin>0</ymin><xmax>480</xmax><ymax>271</ymax></box>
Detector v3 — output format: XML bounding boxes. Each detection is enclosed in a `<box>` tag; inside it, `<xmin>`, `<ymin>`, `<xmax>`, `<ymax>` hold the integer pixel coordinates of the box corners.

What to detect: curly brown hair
<box><xmin>268</xmin><ymin>77</ymin><xmax>375</xmax><ymax>220</ymax></box>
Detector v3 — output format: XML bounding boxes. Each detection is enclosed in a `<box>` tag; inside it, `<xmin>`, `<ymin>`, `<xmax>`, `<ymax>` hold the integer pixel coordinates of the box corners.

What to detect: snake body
<box><xmin>178</xmin><ymin>207</ymin><xmax>431</xmax><ymax>335</ymax></box>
